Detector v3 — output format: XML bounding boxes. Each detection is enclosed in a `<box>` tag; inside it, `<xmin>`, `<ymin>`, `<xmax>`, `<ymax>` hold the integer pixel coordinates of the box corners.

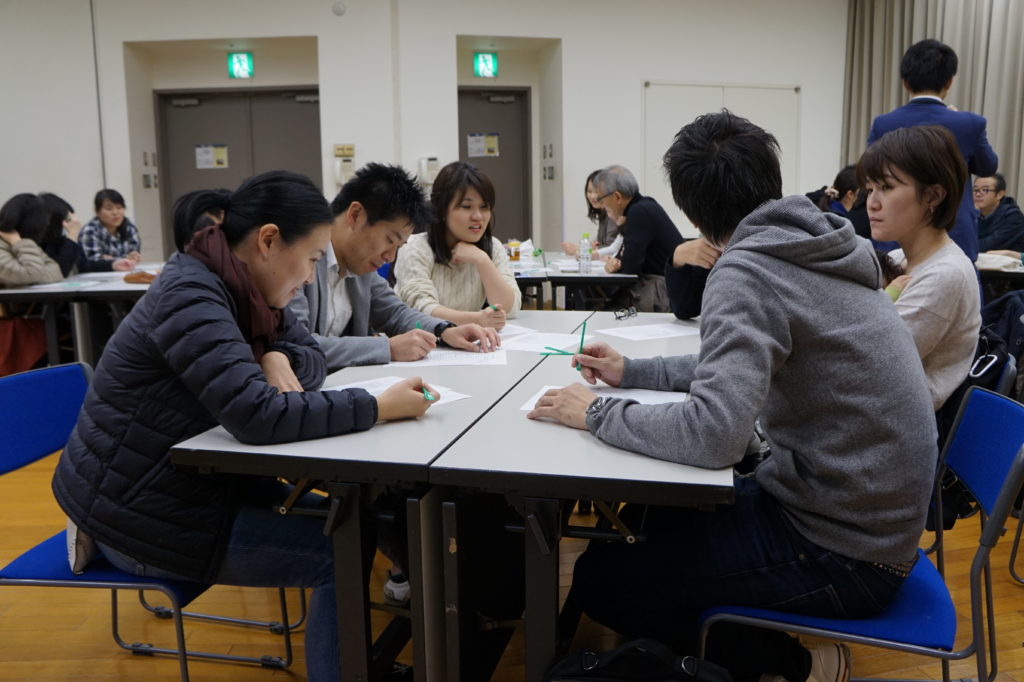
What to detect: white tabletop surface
<box><xmin>0</xmin><ymin>263</ymin><xmax>162</xmax><ymax>296</ymax></box>
<box><xmin>170</xmin><ymin>310</ymin><xmax>593</xmax><ymax>480</ymax></box>
<box><xmin>430</xmin><ymin>312</ymin><xmax>733</xmax><ymax>506</ymax></box>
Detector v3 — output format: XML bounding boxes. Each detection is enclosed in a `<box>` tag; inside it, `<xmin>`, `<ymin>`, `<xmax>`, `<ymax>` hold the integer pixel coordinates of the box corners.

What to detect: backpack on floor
<box><xmin>545</xmin><ymin>639</ymin><xmax>733</xmax><ymax>682</ymax></box>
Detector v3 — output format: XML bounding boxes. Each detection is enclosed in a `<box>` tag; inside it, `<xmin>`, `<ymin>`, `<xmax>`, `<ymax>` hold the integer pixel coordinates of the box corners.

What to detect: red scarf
<box><xmin>186</xmin><ymin>226</ymin><xmax>281</xmax><ymax>361</ymax></box>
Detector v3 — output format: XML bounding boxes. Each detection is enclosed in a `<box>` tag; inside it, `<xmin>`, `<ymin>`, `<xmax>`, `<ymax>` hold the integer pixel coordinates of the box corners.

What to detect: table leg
<box><xmin>407</xmin><ymin>487</ymin><xmax>445</xmax><ymax>682</ymax></box>
<box><xmin>42</xmin><ymin>303</ymin><xmax>60</xmax><ymax>365</ymax></box>
<box><xmin>324</xmin><ymin>481</ymin><xmax>371</xmax><ymax>682</ymax></box>
<box><xmin>71</xmin><ymin>302</ymin><xmax>93</xmax><ymax>364</ymax></box>
<box><xmin>523</xmin><ymin>497</ymin><xmax>562</xmax><ymax>682</ymax></box>
<box><xmin>441</xmin><ymin>499</ymin><xmax>465</xmax><ymax>681</ymax></box>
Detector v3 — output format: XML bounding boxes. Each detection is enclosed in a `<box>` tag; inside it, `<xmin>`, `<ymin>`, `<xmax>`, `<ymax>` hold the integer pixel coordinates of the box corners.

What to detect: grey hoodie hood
<box><xmin>726</xmin><ymin>195</ymin><xmax>881</xmax><ymax>291</ymax></box>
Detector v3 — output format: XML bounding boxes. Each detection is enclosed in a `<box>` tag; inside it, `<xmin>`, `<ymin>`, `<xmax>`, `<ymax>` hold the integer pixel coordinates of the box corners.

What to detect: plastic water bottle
<box><xmin>578</xmin><ymin>232</ymin><xmax>592</xmax><ymax>274</ymax></box>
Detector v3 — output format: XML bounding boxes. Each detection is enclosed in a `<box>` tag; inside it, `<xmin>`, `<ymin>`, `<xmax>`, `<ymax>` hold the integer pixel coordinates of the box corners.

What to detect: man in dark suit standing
<box><xmin>868</xmin><ymin>39</ymin><xmax>998</xmax><ymax>262</ymax></box>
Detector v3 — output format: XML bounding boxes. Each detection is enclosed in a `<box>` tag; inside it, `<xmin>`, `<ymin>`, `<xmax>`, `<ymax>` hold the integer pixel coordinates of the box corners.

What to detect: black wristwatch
<box><xmin>434</xmin><ymin>321</ymin><xmax>457</xmax><ymax>347</ymax></box>
<box><xmin>585</xmin><ymin>396</ymin><xmax>608</xmax><ymax>419</ymax></box>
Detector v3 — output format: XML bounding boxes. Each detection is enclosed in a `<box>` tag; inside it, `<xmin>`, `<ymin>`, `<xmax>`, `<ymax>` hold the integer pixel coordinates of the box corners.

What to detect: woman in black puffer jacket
<box><xmin>52</xmin><ymin>170</ymin><xmax>436</xmax><ymax>681</ymax></box>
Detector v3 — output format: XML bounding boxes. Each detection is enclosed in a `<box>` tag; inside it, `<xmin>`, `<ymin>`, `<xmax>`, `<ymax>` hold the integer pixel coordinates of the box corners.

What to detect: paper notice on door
<box><xmin>196</xmin><ymin>144</ymin><xmax>229</xmax><ymax>169</ymax></box>
<box><xmin>467</xmin><ymin>133</ymin><xmax>500</xmax><ymax>158</ymax></box>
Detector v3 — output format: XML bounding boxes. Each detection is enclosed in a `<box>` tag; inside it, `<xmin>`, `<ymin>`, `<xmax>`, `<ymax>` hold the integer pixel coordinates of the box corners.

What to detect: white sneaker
<box><xmin>807</xmin><ymin>643</ymin><xmax>851</xmax><ymax>682</ymax></box>
<box><xmin>383</xmin><ymin>574</ymin><xmax>410</xmax><ymax>604</ymax></box>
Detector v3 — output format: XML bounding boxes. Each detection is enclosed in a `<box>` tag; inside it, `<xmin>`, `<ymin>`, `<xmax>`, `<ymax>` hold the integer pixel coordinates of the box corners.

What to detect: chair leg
<box><xmin>111</xmin><ymin>588</ymin><xmax>190</xmax><ymax>682</ymax></box>
<box><xmin>1009</xmin><ymin>513</ymin><xmax>1024</xmax><ymax>585</ymax></box>
<box><xmin>137</xmin><ymin>586</ymin><xmax>307</xmax><ymax>633</ymax></box>
<box><xmin>113</xmin><ymin>587</ymin><xmax>293</xmax><ymax>673</ymax></box>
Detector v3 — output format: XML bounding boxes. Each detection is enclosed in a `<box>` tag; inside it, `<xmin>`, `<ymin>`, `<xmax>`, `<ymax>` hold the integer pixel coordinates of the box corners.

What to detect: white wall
<box><xmin>537</xmin><ymin>42</ymin><xmax>564</xmax><ymax>252</ymax></box>
<box><xmin>0</xmin><ymin>0</ymin><xmax>104</xmax><ymax>224</ymax></box>
<box><xmin>456</xmin><ymin>41</ymin><xmax>556</xmax><ymax>245</ymax></box>
<box><xmin>398</xmin><ymin>0</ymin><xmax>848</xmax><ymax>245</ymax></box>
<box><xmin>1</xmin><ymin>0</ymin><xmax>849</xmax><ymax>259</ymax></box>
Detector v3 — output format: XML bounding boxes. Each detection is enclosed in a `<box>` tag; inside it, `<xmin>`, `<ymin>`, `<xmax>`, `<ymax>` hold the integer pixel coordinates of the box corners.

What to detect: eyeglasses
<box><xmin>972</xmin><ymin>187</ymin><xmax>997</xmax><ymax>195</ymax></box>
<box><xmin>614</xmin><ymin>306</ymin><xmax>637</xmax><ymax>320</ymax></box>
<box><xmin>596</xmin><ymin>192</ymin><xmax>615</xmax><ymax>203</ymax></box>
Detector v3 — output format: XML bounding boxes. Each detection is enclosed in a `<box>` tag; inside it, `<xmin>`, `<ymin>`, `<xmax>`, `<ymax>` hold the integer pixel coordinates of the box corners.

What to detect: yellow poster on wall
<box><xmin>195</xmin><ymin>144</ymin><xmax>230</xmax><ymax>169</ymax></box>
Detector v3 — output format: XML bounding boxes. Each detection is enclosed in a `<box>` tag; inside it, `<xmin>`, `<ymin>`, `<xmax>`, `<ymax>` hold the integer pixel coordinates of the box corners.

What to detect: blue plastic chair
<box><xmin>698</xmin><ymin>386</ymin><xmax>1024</xmax><ymax>682</ymax></box>
<box><xmin>0</xmin><ymin>363</ymin><xmax>296</xmax><ymax>681</ymax></box>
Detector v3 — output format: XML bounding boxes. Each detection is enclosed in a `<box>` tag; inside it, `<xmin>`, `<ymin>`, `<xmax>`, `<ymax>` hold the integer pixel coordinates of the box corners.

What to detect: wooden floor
<box><xmin>3</xmin><ymin>453</ymin><xmax>1024</xmax><ymax>681</ymax></box>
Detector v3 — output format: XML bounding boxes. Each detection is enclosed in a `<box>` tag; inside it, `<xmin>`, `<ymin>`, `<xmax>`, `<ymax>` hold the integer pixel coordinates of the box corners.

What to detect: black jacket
<box><xmin>43</xmin><ymin>235</ymin><xmax>113</xmax><ymax>277</ymax></box>
<box><xmin>665</xmin><ymin>258</ymin><xmax>709</xmax><ymax>320</ymax></box>
<box><xmin>978</xmin><ymin>197</ymin><xmax>1024</xmax><ymax>253</ymax></box>
<box><xmin>619</xmin><ymin>195</ymin><xmax>683</xmax><ymax>276</ymax></box>
<box><xmin>52</xmin><ymin>252</ymin><xmax>377</xmax><ymax>582</ymax></box>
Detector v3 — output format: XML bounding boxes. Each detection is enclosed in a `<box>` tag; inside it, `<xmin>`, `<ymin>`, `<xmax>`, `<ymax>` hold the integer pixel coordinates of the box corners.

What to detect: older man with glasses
<box><xmin>975</xmin><ymin>173</ymin><xmax>1024</xmax><ymax>253</ymax></box>
<box><xmin>592</xmin><ymin>165</ymin><xmax>682</xmax><ymax>312</ymax></box>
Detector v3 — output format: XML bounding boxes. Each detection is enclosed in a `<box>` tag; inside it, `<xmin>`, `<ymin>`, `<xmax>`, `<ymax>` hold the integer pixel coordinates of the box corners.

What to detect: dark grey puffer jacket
<box><xmin>52</xmin><ymin>252</ymin><xmax>377</xmax><ymax>583</ymax></box>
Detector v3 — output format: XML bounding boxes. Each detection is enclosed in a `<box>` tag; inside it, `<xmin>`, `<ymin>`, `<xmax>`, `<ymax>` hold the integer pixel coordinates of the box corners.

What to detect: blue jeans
<box><xmin>570</xmin><ymin>476</ymin><xmax>908</xmax><ymax>682</ymax></box>
<box><xmin>99</xmin><ymin>486</ymin><xmax>341</xmax><ymax>682</ymax></box>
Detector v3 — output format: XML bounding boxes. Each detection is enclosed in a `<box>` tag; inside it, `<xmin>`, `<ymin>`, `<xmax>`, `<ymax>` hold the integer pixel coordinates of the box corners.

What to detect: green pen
<box><xmin>576</xmin><ymin>320</ymin><xmax>587</xmax><ymax>371</ymax></box>
<box><xmin>422</xmin><ymin>387</ymin><xmax>435</xmax><ymax>401</ymax></box>
<box><xmin>415</xmin><ymin>322</ymin><xmax>423</xmax><ymax>329</ymax></box>
<box><xmin>488</xmin><ymin>304</ymin><xmax>498</xmax><ymax>311</ymax></box>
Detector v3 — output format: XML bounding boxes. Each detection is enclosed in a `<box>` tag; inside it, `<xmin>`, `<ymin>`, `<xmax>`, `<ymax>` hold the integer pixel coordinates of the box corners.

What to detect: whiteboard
<box><xmin>642</xmin><ymin>82</ymin><xmax>801</xmax><ymax>236</ymax></box>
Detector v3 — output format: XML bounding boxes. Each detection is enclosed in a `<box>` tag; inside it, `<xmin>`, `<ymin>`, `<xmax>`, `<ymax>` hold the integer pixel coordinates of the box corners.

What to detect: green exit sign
<box><xmin>473</xmin><ymin>52</ymin><xmax>498</xmax><ymax>78</ymax></box>
<box><xmin>227</xmin><ymin>52</ymin><xmax>253</xmax><ymax>79</ymax></box>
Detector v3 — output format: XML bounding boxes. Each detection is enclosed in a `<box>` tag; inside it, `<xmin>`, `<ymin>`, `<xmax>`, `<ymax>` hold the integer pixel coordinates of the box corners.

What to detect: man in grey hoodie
<box><xmin>528</xmin><ymin>111</ymin><xmax>938</xmax><ymax>682</ymax></box>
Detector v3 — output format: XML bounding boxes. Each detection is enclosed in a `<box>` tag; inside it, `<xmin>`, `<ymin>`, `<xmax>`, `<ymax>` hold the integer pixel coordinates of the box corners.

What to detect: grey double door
<box><xmin>159</xmin><ymin>89</ymin><xmax>322</xmax><ymax>250</ymax></box>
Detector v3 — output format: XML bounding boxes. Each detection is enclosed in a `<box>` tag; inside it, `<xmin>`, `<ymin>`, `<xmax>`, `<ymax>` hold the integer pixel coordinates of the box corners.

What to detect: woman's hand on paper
<box><xmin>475</xmin><ymin>305</ymin><xmax>506</xmax><ymax>330</ymax></box>
<box><xmin>376</xmin><ymin>376</ymin><xmax>438</xmax><ymax>422</ymax></box>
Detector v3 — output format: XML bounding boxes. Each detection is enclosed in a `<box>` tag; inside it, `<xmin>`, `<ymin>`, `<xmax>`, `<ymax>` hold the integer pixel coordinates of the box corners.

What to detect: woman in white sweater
<box><xmin>857</xmin><ymin>125</ymin><xmax>980</xmax><ymax>411</ymax></box>
<box><xmin>394</xmin><ymin>162</ymin><xmax>520</xmax><ymax>330</ymax></box>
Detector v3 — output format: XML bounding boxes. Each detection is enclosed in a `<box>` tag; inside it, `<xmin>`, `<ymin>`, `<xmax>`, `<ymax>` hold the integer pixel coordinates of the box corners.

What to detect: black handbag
<box><xmin>545</xmin><ymin>639</ymin><xmax>733</xmax><ymax>682</ymax></box>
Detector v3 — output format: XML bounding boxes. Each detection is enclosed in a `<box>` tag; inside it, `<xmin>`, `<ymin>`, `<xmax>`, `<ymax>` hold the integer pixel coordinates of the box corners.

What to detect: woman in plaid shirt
<box><xmin>77</xmin><ymin>188</ymin><xmax>142</xmax><ymax>267</ymax></box>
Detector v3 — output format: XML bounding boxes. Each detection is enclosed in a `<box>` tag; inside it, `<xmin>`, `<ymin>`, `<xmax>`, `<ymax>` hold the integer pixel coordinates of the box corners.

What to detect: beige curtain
<box><xmin>842</xmin><ymin>0</ymin><xmax>1024</xmax><ymax>199</ymax></box>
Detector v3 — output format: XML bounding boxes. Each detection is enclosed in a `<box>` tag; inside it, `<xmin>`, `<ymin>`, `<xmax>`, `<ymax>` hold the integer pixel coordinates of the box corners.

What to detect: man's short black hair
<box><xmin>662</xmin><ymin>109</ymin><xmax>782</xmax><ymax>245</ymax></box>
<box><xmin>900</xmin><ymin>39</ymin><xmax>958</xmax><ymax>93</ymax></box>
<box><xmin>330</xmin><ymin>163</ymin><xmax>433</xmax><ymax>231</ymax></box>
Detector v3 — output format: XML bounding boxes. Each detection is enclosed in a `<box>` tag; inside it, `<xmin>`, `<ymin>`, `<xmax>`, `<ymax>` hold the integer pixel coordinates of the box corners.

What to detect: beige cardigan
<box><xmin>393</xmin><ymin>233</ymin><xmax>521</xmax><ymax>318</ymax></box>
<box><xmin>0</xmin><ymin>237</ymin><xmax>63</xmax><ymax>287</ymax></box>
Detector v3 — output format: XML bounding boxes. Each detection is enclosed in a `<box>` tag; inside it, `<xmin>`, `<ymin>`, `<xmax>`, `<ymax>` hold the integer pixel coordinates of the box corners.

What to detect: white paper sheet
<box><xmin>499</xmin><ymin>323</ymin><xmax>536</xmax><ymax>338</ymax></box>
<box><xmin>387</xmin><ymin>348</ymin><xmax>508</xmax><ymax>367</ymax></box>
<box><xmin>324</xmin><ymin>375</ymin><xmax>468</xmax><ymax>406</ymax></box>
<box><xmin>499</xmin><ymin>332</ymin><xmax>593</xmax><ymax>353</ymax></box>
<box><xmin>595</xmin><ymin>323</ymin><xmax>700</xmax><ymax>341</ymax></box>
<box><xmin>520</xmin><ymin>384</ymin><xmax>690</xmax><ymax>411</ymax></box>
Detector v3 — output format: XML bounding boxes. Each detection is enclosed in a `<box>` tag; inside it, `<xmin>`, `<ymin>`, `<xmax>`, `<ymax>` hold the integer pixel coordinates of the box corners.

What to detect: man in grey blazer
<box><xmin>289</xmin><ymin>163</ymin><xmax>499</xmax><ymax>372</ymax></box>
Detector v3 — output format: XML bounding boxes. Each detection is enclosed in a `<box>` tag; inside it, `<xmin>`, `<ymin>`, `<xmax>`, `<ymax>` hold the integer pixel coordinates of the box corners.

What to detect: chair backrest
<box><xmin>942</xmin><ymin>386</ymin><xmax>1024</xmax><ymax>524</ymax></box>
<box><xmin>996</xmin><ymin>354</ymin><xmax>1017</xmax><ymax>399</ymax></box>
<box><xmin>0</xmin><ymin>362</ymin><xmax>91</xmax><ymax>475</ymax></box>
